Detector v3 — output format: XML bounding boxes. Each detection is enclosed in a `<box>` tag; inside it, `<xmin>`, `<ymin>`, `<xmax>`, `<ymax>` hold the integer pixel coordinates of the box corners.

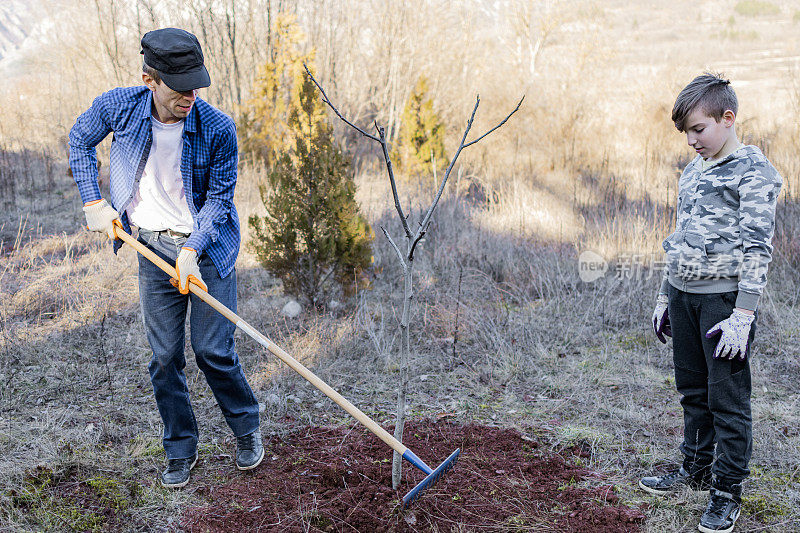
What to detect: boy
<box><xmin>643</xmin><ymin>73</ymin><xmax>782</xmax><ymax>533</ymax></box>
<box><xmin>70</xmin><ymin>28</ymin><xmax>263</xmax><ymax>488</ymax></box>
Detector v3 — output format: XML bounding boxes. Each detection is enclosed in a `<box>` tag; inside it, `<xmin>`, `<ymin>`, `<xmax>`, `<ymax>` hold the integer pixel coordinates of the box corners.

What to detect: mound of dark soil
<box><xmin>181</xmin><ymin>420</ymin><xmax>645</xmax><ymax>532</ymax></box>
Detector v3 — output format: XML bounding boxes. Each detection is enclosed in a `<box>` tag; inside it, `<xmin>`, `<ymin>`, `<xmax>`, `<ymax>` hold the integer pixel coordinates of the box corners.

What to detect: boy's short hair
<box><xmin>671</xmin><ymin>73</ymin><xmax>738</xmax><ymax>132</ymax></box>
<box><xmin>142</xmin><ymin>61</ymin><xmax>162</xmax><ymax>84</ymax></box>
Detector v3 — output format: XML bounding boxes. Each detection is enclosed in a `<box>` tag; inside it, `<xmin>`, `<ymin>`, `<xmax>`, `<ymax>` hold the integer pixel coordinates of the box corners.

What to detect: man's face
<box><xmin>683</xmin><ymin>107</ymin><xmax>735</xmax><ymax>160</ymax></box>
<box><xmin>143</xmin><ymin>74</ymin><xmax>197</xmax><ymax>123</ymax></box>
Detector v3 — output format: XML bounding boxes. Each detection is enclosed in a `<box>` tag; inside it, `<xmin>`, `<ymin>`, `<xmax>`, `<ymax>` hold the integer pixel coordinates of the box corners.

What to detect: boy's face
<box><xmin>683</xmin><ymin>107</ymin><xmax>736</xmax><ymax>160</ymax></box>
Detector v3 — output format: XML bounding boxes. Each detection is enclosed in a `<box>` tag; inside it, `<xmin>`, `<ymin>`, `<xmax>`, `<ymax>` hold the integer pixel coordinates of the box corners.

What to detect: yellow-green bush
<box><xmin>392</xmin><ymin>77</ymin><xmax>448</xmax><ymax>181</ymax></box>
<box><xmin>734</xmin><ymin>1</ymin><xmax>780</xmax><ymax>16</ymax></box>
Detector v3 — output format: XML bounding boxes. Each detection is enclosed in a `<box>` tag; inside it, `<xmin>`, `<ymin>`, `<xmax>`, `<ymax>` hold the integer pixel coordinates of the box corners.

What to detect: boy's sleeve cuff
<box><xmin>658</xmin><ymin>276</ymin><xmax>670</xmax><ymax>296</ymax></box>
<box><xmin>735</xmin><ymin>291</ymin><xmax>759</xmax><ymax>312</ymax></box>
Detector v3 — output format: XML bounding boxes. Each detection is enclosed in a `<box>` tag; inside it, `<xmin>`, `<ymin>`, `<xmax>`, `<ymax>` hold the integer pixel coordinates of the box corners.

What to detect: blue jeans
<box><xmin>137</xmin><ymin>230</ymin><xmax>259</xmax><ymax>459</ymax></box>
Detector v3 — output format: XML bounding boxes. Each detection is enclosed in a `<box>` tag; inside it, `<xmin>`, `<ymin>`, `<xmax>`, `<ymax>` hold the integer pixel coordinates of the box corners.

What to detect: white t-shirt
<box><xmin>127</xmin><ymin>117</ymin><xmax>194</xmax><ymax>233</ymax></box>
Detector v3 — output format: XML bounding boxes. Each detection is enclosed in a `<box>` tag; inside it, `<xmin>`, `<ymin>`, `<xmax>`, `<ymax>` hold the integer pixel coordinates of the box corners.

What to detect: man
<box><xmin>69</xmin><ymin>27</ymin><xmax>263</xmax><ymax>488</ymax></box>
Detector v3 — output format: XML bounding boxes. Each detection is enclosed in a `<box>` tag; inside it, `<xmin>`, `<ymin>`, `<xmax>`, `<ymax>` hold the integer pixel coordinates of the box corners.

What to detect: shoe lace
<box><xmin>237</xmin><ymin>432</ymin><xmax>256</xmax><ymax>452</ymax></box>
<box><xmin>660</xmin><ymin>469</ymin><xmax>682</xmax><ymax>484</ymax></box>
<box><xmin>707</xmin><ymin>491</ymin><xmax>733</xmax><ymax>517</ymax></box>
<box><xmin>167</xmin><ymin>457</ymin><xmax>192</xmax><ymax>473</ymax></box>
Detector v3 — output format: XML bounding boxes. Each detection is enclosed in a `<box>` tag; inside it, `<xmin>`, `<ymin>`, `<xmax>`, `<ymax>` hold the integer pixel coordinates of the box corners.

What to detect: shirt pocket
<box><xmin>683</xmin><ymin>230</ymin><xmax>707</xmax><ymax>258</ymax></box>
<box><xmin>694</xmin><ymin>202</ymin><xmax>740</xmax><ymax>256</ymax></box>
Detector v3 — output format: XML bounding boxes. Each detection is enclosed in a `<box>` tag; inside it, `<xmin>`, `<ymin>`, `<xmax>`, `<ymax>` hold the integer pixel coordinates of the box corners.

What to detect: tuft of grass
<box><xmin>715</xmin><ymin>29</ymin><xmax>760</xmax><ymax>40</ymax></box>
<box><xmin>126</xmin><ymin>435</ymin><xmax>162</xmax><ymax>458</ymax></box>
<box><xmin>86</xmin><ymin>475</ymin><xmax>142</xmax><ymax>512</ymax></box>
<box><xmin>4</xmin><ymin>465</ymin><xmax>104</xmax><ymax>532</ymax></box>
<box><xmin>742</xmin><ymin>493</ymin><xmax>790</xmax><ymax>522</ymax></box>
<box><xmin>734</xmin><ymin>0</ymin><xmax>780</xmax><ymax>16</ymax></box>
<box><xmin>557</xmin><ymin>425</ymin><xmax>612</xmax><ymax>447</ymax></box>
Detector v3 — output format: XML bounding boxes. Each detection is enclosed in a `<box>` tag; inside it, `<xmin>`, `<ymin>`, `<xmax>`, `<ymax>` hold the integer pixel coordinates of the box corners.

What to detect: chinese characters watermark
<box><xmin>577</xmin><ymin>250</ymin><xmax>769</xmax><ymax>284</ymax></box>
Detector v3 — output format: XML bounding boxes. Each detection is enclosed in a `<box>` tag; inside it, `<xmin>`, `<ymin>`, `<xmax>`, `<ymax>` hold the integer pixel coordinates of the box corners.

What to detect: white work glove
<box><xmin>705</xmin><ymin>309</ymin><xmax>755</xmax><ymax>360</ymax></box>
<box><xmin>652</xmin><ymin>294</ymin><xmax>671</xmax><ymax>344</ymax></box>
<box><xmin>82</xmin><ymin>199</ymin><xmax>119</xmax><ymax>239</ymax></box>
<box><xmin>175</xmin><ymin>247</ymin><xmax>207</xmax><ymax>294</ymax></box>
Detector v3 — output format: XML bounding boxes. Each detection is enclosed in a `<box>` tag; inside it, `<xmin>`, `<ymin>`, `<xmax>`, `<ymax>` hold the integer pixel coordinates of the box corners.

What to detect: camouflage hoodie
<box><xmin>659</xmin><ymin>144</ymin><xmax>782</xmax><ymax>311</ymax></box>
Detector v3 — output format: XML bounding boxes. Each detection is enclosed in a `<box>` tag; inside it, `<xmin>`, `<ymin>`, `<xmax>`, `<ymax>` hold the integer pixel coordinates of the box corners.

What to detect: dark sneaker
<box><xmin>236</xmin><ymin>429</ymin><xmax>264</xmax><ymax>470</ymax></box>
<box><xmin>160</xmin><ymin>454</ymin><xmax>198</xmax><ymax>489</ymax></box>
<box><xmin>639</xmin><ymin>466</ymin><xmax>711</xmax><ymax>496</ymax></box>
<box><xmin>698</xmin><ymin>488</ymin><xmax>741</xmax><ymax>533</ymax></box>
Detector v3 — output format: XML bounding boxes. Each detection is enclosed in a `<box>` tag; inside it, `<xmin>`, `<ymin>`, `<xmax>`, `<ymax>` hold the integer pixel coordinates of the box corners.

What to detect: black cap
<box><xmin>140</xmin><ymin>28</ymin><xmax>211</xmax><ymax>92</ymax></box>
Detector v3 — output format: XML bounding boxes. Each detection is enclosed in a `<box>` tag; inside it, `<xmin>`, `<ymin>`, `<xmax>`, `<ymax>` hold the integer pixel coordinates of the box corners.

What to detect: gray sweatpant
<box><xmin>667</xmin><ymin>284</ymin><xmax>756</xmax><ymax>487</ymax></box>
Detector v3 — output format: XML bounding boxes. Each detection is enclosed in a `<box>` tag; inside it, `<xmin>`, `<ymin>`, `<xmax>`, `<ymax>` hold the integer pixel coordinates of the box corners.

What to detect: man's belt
<box><xmin>140</xmin><ymin>228</ymin><xmax>191</xmax><ymax>239</ymax></box>
<box><xmin>165</xmin><ymin>229</ymin><xmax>191</xmax><ymax>239</ymax></box>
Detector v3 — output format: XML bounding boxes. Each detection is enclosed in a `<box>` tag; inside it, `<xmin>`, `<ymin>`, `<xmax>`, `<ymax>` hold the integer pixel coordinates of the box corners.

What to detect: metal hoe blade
<box><xmin>401</xmin><ymin>448</ymin><xmax>461</xmax><ymax>508</ymax></box>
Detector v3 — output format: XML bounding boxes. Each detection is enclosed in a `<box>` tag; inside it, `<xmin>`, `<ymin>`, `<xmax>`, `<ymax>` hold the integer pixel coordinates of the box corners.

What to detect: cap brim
<box><xmin>160</xmin><ymin>65</ymin><xmax>210</xmax><ymax>92</ymax></box>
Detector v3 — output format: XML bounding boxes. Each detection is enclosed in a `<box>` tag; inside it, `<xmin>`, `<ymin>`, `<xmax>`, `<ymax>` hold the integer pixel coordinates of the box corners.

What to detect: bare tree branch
<box><xmin>415</xmin><ymin>96</ymin><xmax>480</xmax><ymax>237</ymax></box>
<box><xmin>376</xmin><ymin>124</ymin><xmax>412</xmax><ymax>239</ymax></box>
<box><xmin>415</xmin><ymin>95</ymin><xmax>525</xmax><ymax>238</ymax></box>
<box><xmin>305</xmin><ymin>64</ymin><xmax>522</xmax><ymax>490</ymax></box>
<box><xmin>305</xmin><ymin>64</ymin><xmax>413</xmax><ymax>239</ymax></box>
<box><xmin>381</xmin><ymin>226</ymin><xmax>407</xmax><ymax>270</ymax></box>
<box><xmin>464</xmin><ymin>95</ymin><xmax>525</xmax><ymax>148</ymax></box>
<box><xmin>409</xmin><ymin>230</ymin><xmax>426</xmax><ymax>261</ymax></box>
<box><xmin>304</xmin><ymin>63</ymin><xmax>379</xmax><ymax>142</ymax></box>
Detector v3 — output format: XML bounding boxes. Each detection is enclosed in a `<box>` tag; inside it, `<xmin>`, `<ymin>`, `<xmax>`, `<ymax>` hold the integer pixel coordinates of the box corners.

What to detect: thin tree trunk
<box><xmin>392</xmin><ymin>255</ymin><xmax>413</xmax><ymax>489</ymax></box>
<box><xmin>304</xmin><ymin>66</ymin><xmax>521</xmax><ymax>492</ymax></box>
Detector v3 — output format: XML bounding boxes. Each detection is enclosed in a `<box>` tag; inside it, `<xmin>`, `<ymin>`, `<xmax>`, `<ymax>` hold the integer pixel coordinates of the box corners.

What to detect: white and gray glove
<box><xmin>82</xmin><ymin>199</ymin><xmax>119</xmax><ymax>239</ymax></box>
<box><xmin>175</xmin><ymin>247</ymin><xmax>207</xmax><ymax>294</ymax></box>
<box><xmin>652</xmin><ymin>294</ymin><xmax>671</xmax><ymax>344</ymax></box>
<box><xmin>705</xmin><ymin>309</ymin><xmax>755</xmax><ymax>360</ymax></box>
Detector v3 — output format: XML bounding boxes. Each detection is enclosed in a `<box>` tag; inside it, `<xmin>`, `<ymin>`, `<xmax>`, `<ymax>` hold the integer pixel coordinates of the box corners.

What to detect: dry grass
<box><xmin>2</xmin><ymin>154</ymin><xmax>798</xmax><ymax>531</ymax></box>
<box><xmin>2</xmin><ymin>0</ymin><xmax>800</xmax><ymax>531</ymax></box>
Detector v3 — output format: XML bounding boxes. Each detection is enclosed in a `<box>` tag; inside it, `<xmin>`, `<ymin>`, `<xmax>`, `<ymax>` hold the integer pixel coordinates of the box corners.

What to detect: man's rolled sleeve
<box><xmin>184</xmin><ymin>123</ymin><xmax>238</xmax><ymax>256</ymax></box>
<box><xmin>68</xmin><ymin>94</ymin><xmax>113</xmax><ymax>204</ymax></box>
<box><xmin>736</xmin><ymin>160</ymin><xmax>782</xmax><ymax>311</ymax></box>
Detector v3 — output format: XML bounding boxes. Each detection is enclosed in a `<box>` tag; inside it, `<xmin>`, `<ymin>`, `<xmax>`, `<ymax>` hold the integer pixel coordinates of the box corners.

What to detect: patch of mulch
<box><xmin>181</xmin><ymin>420</ymin><xmax>646</xmax><ymax>532</ymax></box>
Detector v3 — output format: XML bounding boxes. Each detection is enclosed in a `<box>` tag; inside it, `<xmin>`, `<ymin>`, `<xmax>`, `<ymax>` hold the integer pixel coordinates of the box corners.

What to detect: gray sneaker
<box><xmin>160</xmin><ymin>454</ymin><xmax>198</xmax><ymax>488</ymax></box>
<box><xmin>639</xmin><ymin>466</ymin><xmax>711</xmax><ymax>496</ymax></box>
<box><xmin>698</xmin><ymin>488</ymin><xmax>741</xmax><ymax>533</ymax></box>
<box><xmin>236</xmin><ymin>429</ymin><xmax>264</xmax><ymax>470</ymax></box>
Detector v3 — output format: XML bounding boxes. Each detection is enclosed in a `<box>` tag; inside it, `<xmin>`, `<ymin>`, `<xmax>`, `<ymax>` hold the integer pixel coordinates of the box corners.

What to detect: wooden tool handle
<box><xmin>114</xmin><ymin>226</ymin><xmax>405</xmax><ymax>454</ymax></box>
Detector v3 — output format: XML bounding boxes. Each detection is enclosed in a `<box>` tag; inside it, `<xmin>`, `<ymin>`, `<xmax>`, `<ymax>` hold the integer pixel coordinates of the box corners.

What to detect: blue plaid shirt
<box><xmin>69</xmin><ymin>86</ymin><xmax>240</xmax><ymax>278</ymax></box>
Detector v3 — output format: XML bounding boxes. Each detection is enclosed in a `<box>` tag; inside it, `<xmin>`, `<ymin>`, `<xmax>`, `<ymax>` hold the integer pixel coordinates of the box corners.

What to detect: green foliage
<box><xmin>4</xmin><ymin>465</ymin><xmax>142</xmax><ymax>532</ymax></box>
<box><xmin>743</xmin><ymin>466</ymin><xmax>794</xmax><ymax>520</ymax></box>
<box><xmin>86</xmin><ymin>476</ymin><xmax>140</xmax><ymax>512</ymax></box>
<box><xmin>239</xmin><ymin>14</ymin><xmax>312</xmax><ymax>167</ymax></box>
<box><xmin>248</xmin><ymin>72</ymin><xmax>373</xmax><ymax>309</ymax></box>
<box><xmin>392</xmin><ymin>77</ymin><xmax>448</xmax><ymax>181</ymax></box>
<box><xmin>734</xmin><ymin>1</ymin><xmax>779</xmax><ymax>16</ymax></box>
<box><xmin>742</xmin><ymin>492</ymin><xmax>790</xmax><ymax>521</ymax></box>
